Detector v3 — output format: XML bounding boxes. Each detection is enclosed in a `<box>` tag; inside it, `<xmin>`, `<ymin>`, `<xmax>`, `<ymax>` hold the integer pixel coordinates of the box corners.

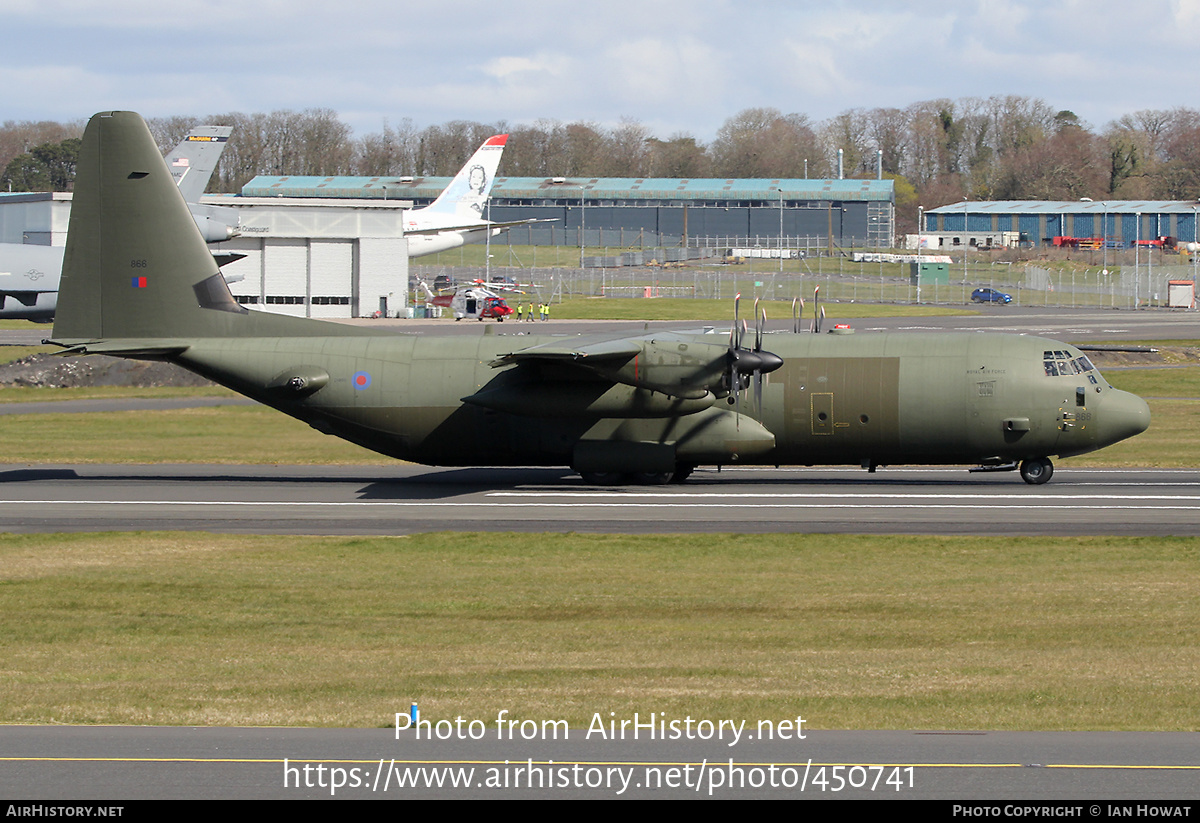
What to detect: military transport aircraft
<box><xmin>0</xmin><ymin>125</ymin><xmax>237</xmax><ymax>321</ymax></box>
<box><xmin>50</xmin><ymin>112</ymin><xmax>1150</xmax><ymax>486</ymax></box>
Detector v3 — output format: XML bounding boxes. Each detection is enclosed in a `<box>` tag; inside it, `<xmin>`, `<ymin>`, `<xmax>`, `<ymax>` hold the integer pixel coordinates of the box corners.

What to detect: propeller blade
<box><xmin>729</xmin><ymin>293</ymin><xmax>739</xmax><ymax>345</ymax></box>
<box><xmin>725</xmin><ymin>294</ymin><xmax>740</xmax><ymax>399</ymax></box>
<box><xmin>724</xmin><ymin>292</ymin><xmax>784</xmax><ymax>420</ymax></box>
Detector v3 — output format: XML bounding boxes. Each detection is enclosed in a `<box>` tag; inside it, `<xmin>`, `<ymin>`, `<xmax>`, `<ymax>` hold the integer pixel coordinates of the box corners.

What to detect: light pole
<box><xmin>1101</xmin><ymin>202</ymin><xmax>1107</xmax><ymax>281</ymax></box>
<box><xmin>1135</xmin><ymin>211</ymin><xmax>1141</xmax><ymax>309</ymax></box>
<box><xmin>576</xmin><ymin>185</ymin><xmax>585</xmax><ymax>269</ymax></box>
<box><xmin>916</xmin><ymin>205</ymin><xmax>924</xmax><ymax>305</ymax></box>
<box><xmin>779</xmin><ymin>190</ymin><xmax>784</xmax><ymax>278</ymax></box>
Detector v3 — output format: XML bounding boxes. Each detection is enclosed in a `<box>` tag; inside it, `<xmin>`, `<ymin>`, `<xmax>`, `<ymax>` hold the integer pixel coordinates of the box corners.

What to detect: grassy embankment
<box><xmin>1</xmin><ymin>531</ymin><xmax>1196</xmax><ymax>730</ymax></box>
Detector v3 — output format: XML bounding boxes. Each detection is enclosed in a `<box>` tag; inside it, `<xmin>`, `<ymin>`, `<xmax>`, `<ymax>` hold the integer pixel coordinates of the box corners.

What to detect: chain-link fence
<box><xmin>412</xmin><ymin>248</ymin><xmax>1200</xmax><ymax>309</ymax></box>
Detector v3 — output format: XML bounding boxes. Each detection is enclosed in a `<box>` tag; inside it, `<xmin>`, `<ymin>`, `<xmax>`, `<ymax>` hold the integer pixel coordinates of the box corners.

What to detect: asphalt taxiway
<box><xmin>4</xmin><ymin>303</ymin><xmax>1200</xmax><ymax>346</ymax></box>
<box><xmin>2</xmin><ymin>726</ymin><xmax>1198</xmax><ymax>800</ymax></box>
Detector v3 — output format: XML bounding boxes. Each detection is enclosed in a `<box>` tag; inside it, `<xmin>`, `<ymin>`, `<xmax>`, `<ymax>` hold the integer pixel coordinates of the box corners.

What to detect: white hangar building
<box><xmin>0</xmin><ymin>192</ymin><xmax>411</xmax><ymax>319</ymax></box>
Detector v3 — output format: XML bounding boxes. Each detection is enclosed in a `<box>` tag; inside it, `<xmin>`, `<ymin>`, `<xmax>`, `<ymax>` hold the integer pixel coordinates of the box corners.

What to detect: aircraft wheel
<box><xmin>1019</xmin><ymin>457</ymin><xmax>1054</xmax><ymax>485</ymax></box>
<box><xmin>671</xmin><ymin>464</ymin><xmax>696</xmax><ymax>484</ymax></box>
<box><xmin>632</xmin><ymin>471</ymin><xmax>672</xmax><ymax>486</ymax></box>
<box><xmin>580</xmin><ymin>471</ymin><xmax>623</xmax><ymax>486</ymax></box>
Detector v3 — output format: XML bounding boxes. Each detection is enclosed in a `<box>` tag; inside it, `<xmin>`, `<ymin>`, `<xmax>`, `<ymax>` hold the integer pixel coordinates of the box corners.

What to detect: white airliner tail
<box><xmin>415</xmin><ymin>134</ymin><xmax>507</xmax><ymax>225</ymax></box>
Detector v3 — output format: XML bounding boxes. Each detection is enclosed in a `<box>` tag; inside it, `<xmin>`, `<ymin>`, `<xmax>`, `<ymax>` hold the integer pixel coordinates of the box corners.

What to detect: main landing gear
<box><xmin>1019</xmin><ymin>457</ymin><xmax>1054</xmax><ymax>485</ymax></box>
<box><xmin>579</xmin><ymin>463</ymin><xmax>697</xmax><ymax>486</ymax></box>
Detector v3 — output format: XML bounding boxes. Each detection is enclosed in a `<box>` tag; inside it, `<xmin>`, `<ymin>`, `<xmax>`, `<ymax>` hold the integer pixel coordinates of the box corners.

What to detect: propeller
<box><xmin>792</xmin><ymin>297</ymin><xmax>804</xmax><ymax>334</ymax></box>
<box><xmin>723</xmin><ymin>294</ymin><xmax>783</xmax><ymax>418</ymax></box>
<box><xmin>753</xmin><ymin>301</ymin><xmax>770</xmax><ymax>410</ymax></box>
<box><xmin>811</xmin><ymin>286</ymin><xmax>822</xmax><ymax>334</ymax></box>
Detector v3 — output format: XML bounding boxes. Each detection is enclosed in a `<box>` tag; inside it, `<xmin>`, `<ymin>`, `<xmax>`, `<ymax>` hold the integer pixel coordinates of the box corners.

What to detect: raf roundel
<box><xmin>352</xmin><ymin>371</ymin><xmax>372</xmax><ymax>390</ymax></box>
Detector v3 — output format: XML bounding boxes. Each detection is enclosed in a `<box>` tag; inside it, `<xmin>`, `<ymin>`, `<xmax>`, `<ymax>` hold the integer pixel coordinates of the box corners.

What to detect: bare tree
<box><xmin>646</xmin><ymin>133</ymin><xmax>710</xmax><ymax>178</ymax></box>
<box><xmin>354</xmin><ymin>118</ymin><xmax>419</xmax><ymax>176</ymax></box>
<box><xmin>712</xmin><ymin>108</ymin><xmax>825</xmax><ymax>178</ymax></box>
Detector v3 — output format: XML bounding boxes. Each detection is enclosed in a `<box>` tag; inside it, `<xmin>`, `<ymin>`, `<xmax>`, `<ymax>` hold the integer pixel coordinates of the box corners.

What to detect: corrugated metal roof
<box><xmin>929</xmin><ymin>200</ymin><xmax>1200</xmax><ymax>214</ymax></box>
<box><xmin>241</xmin><ymin>176</ymin><xmax>894</xmax><ymax>202</ymax></box>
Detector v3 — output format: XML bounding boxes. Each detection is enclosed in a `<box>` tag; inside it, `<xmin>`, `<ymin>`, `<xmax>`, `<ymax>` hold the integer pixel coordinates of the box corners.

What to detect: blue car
<box><xmin>972</xmin><ymin>288</ymin><xmax>1012</xmax><ymax>304</ymax></box>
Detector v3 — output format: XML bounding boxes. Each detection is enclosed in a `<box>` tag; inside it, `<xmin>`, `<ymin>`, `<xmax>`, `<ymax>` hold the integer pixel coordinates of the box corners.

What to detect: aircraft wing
<box><xmin>491</xmin><ymin>337</ymin><xmax>642</xmax><ymax>368</ymax></box>
<box><xmin>403</xmin><ymin>218</ymin><xmax>557</xmax><ymax>237</ymax></box>
<box><xmin>491</xmin><ymin>333</ymin><xmax>727</xmax><ymax>400</ymax></box>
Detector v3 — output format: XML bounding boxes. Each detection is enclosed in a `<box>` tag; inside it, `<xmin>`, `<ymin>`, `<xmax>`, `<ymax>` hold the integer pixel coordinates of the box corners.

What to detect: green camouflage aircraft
<box><xmin>50</xmin><ymin>112</ymin><xmax>1150</xmax><ymax>485</ymax></box>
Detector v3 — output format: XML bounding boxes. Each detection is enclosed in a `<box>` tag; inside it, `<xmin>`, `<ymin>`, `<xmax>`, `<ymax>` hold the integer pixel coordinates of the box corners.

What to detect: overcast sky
<box><xmin>4</xmin><ymin>0</ymin><xmax>1199</xmax><ymax>139</ymax></box>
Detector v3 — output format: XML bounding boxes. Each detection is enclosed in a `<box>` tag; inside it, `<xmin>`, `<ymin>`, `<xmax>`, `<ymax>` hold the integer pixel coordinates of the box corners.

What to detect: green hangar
<box><xmin>242</xmin><ymin>175</ymin><xmax>896</xmax><ymax>249</ymax></box>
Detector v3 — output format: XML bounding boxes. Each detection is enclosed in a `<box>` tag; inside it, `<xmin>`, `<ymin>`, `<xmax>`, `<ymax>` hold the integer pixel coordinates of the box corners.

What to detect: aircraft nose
<box><xmin>1099</xmin><ymin>389</ymin><xmax>1150</xmax><ymax>445</ymax></box>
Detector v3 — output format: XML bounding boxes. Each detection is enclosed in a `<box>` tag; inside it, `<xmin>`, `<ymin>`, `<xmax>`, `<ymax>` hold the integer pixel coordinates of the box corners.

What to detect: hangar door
<box><xmin>309</xmin><ymin>240</ymin><xmax>353</xmax><ymax>318</ymax></box>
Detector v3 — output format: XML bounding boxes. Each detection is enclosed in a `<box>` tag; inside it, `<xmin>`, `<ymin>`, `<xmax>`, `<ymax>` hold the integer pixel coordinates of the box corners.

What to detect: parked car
<box><xmin>971</xmin><ymin>288</ymin><xmax>1012</xmax><ymax>304</ymax></box>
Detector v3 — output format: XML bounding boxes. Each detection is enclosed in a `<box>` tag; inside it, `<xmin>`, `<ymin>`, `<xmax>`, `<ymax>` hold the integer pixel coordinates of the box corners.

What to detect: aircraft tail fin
<box><xmin>52</xmin><ymin>112</ymin><xmax>351</xmax><ymax>343</ymax></box>
<box><xmin>165</xmin><ymin>125</ymin><xmax>232</xmax><ymax>203</ymax></box>
<box><xmin>417</xmin><ymin>134</ymin><xmax>507</xmax><ymax>223</ymax></box>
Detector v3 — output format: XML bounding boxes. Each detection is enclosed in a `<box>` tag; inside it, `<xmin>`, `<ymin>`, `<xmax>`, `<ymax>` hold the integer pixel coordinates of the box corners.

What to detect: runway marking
<box><xmin>488</xmin><ymin>492</ymin><xmax>1200</xmax><ymax>501</ymax></box>
<box><xmin>3</xmin><ymin>755</ymin><xmax>1196</xmax><ymax>770</ymax></box>
<box><xmin>712</xmin><ymin>466</ymin><xmax>1200</xmax><ymax>475</ymax></box>
<box><xmin>1</xmin><ymin>499</ymin><xmax>1199</xmax><ymax>512</ymax></box>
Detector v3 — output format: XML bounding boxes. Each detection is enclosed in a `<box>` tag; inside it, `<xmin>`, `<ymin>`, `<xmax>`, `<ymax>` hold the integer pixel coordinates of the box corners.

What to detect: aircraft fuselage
<box><xmin>173</xmin><ymin>329</ymin><xmax>1148</xmax><ymax>474</ymax></box>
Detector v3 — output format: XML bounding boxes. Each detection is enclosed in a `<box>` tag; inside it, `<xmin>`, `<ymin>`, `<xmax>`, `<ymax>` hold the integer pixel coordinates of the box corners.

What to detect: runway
<box><xmin>2</xmin><ymin>463</ymin><xmax>1198</xmax><ymax>536</ymax></box>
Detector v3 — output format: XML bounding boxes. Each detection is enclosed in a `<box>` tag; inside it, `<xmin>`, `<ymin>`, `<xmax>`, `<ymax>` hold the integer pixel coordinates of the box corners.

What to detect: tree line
<box><xmin>5</xmin><ymin>97</ymin><xmax>1200</xmax><ymax>233</ymax></box>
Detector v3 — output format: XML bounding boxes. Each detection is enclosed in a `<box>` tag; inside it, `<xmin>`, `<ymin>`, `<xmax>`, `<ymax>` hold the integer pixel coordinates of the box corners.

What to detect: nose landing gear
<box><xmin>1019</xmin><ymin>457</ymin><xmax>1054</xmax><ymax>485</ymax></box>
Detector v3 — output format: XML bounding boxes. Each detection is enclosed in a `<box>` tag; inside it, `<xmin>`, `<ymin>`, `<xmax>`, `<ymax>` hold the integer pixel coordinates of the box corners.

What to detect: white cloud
<box><xmin>1</xmin><ymin>1</ymin><xmax>1198</xmax><ymax>139</ymax></box>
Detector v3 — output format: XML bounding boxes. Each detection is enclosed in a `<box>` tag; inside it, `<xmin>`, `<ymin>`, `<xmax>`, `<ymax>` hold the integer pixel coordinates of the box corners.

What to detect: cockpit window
<box><xmin>1043</xmin><ymin>351</ymin><xmax>1097</xmax><ymax>378</ymax></box>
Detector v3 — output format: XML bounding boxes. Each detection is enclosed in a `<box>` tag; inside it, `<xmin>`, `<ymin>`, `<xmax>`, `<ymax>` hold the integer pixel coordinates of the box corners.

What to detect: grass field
<box><xmin>545</xmin><ymin>297</ymin><xmax>970</xmax><ymax>321</ymax></box>
<box><xmin>0</xmin><ymin>345</ymin><xmax>54</xmax><ymax>365</ymax></box>
<box><xmin>2</xmin><ymin>531</ymin><xmax>1196</xmax><ymax>730</ymax></box>
<box><xmin>0</xmin><ymin>403</ymin><xmax>386</xmax><ymax>463</ymax></box>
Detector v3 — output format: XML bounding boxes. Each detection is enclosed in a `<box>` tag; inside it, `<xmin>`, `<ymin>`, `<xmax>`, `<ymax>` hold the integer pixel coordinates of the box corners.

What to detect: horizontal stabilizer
<box><xmin>48</xmin><ymin>339</ymin><xmax>191</xmax><ymax>358</ymax></box>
